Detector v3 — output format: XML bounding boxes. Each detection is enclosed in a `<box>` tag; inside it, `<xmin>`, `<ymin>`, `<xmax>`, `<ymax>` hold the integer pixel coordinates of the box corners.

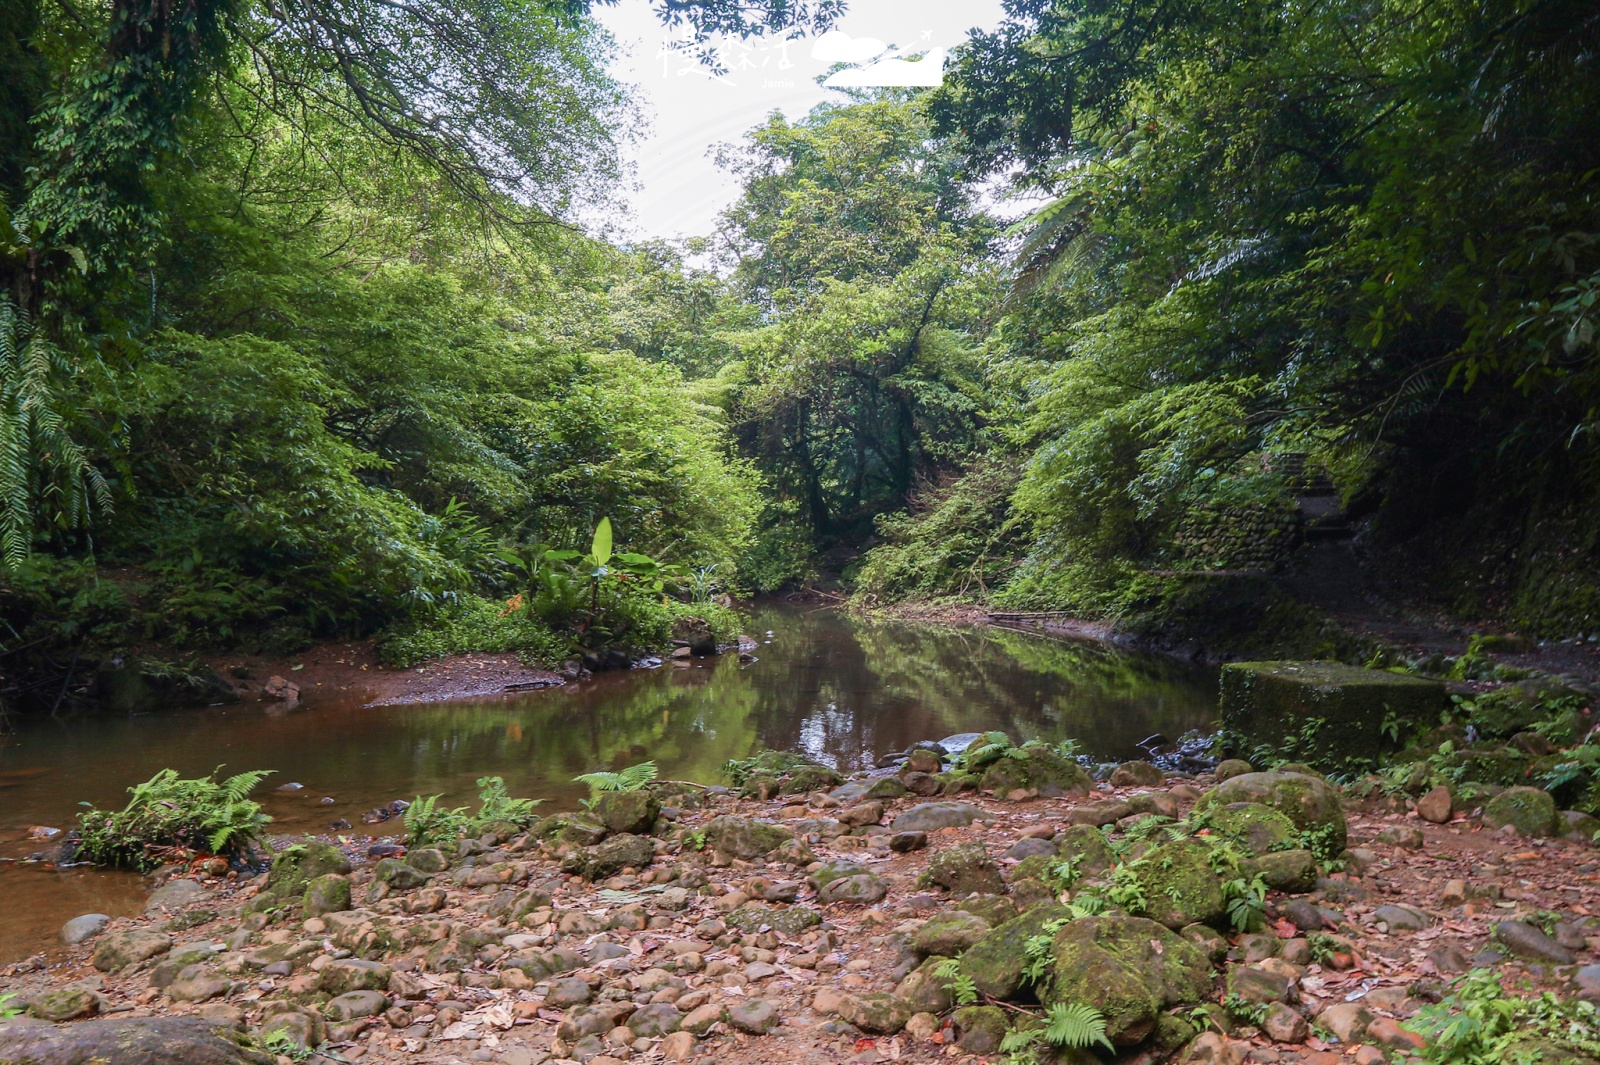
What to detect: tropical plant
<box><xmin>998</xmin><ymin>1002</ymin><xmax>1116</xmax><ymax>1063</ymax></box>
<box><xmin>574</xmin><ymin>761</ymin><xmax>658</xmax><ymax>800</ymax></box>
<box><xmin>76</xmin><ymin>768</ymin><xmax>273</xmax><ymax>871</ymax></box>
<box><xmin>404</xmin><ymin>776</ymin><xmax>542</xmax><ymax>847</ymax></box>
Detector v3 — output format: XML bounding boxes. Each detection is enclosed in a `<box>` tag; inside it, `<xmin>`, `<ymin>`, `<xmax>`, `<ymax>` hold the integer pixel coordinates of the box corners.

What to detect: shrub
<box><xmin>77</xmin><ymin>768</ymin><xmax>273</xmax><ymax>871</ymax></box>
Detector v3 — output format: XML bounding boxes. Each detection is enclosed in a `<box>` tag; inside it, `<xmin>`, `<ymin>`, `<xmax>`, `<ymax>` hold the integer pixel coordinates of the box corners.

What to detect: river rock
<box><xmin>979</xmin><ymin>746</ymin><xmax>1091</xmax><ymax>797</ymax></box>
<box><xmin>725</xmin><ymin>904</ymin><xmax>822</xmax><ymax>937</ymax></box>
<box><xmin>323</xmin><ymin>990</ymin><xmax>390</xmax><ymax>1023</ymax></box>
<box><xmin>1206</xmin><ymin>802</ymin><xmax>1299</xmax><ymax>856</ymax></box>
<box><xmin>93</xmin><ymin>929</ymin><xmax>173</xmax><ymax>972</ymax></box>
<box><xmin>406</xmin><ymin>847</ymin><xmax>450</xmax><ymax>873</ymax></box>
<box><xmin>912</xmin><ymin>912</ymin><xmax>991</xmax><ymax>957</ymax></box>
<box><xmin>1373</xmin><ymin>904</ymin><xmax>1430</xmax><ymax>932</ymax></box>
<box><xmin>371</xmin><ymin>857</ymin><xmax>430</xmax><ymax>890</ymax></box>
<box><xmin>890</xmin><ymin>802</ymin><xmax>988</xmax><ymax>832</ymax></box>
<box><xmin>594</xmin><ymin>791</ymin><xmax>662</xmax><ymax>835</ymax></box>
<box><xmin>926</xmin><ymin>842</ymin><xmax>1006</xmax><ymax>896</ymax></box>
<box><xmin>1242</xmin><ymin>849</ymin><xmax>1318</xmax><ymax>893</ymax></box>
<box><xmin>894</xmin><ymin>957</ymin><xmax>956</xmax><ymax>1013</ymax></box>
<box><xmin>954</xmin><ymin>1005</ymin><xmax>1007</xmax><ymax>1053</ymax></box>
<box><xmin>318</xmin><ymin>959</ymin><xmax>391</xmax><ymax>995</ymax></box>
<box><xmin>564</xmin><ymin>833</ymin><xmax>655</xmax><ymax>879</ymax></box>
<box><xmin>1046</xmin><ymin>915</ymin><xmax>1212</xmax><ymax>1046</ymax></box>
<box><xmin>1493</xmin><ymin>919</ymin><xmax>1575</xmax><ymax>963</ymax></box>
<box><xmin>818</xmin><ymin>873</ymin><xmax>887</xmax><ymax>904</ymax></box>
<box><xmin>1111</xmin><ymin>761</ymin><xmax>1165</xmax><ymax>787</ymax></box>
<box><xmin>60</xmin><ymin>914</ymin><xmax>110</xmax><ymax>945</ymax></box>
<box><xmin>1005</xmin><ymin>837</ymin><xmax>1057</xmax><ymax>860</ymax></box>
<box><xmin>545</xmin><ymin>977</ymin><xmax>593</xmax><ymax>1008</ymax></box>
<box><xmin>837</xmin><ymin>801</ymin><xmax>885</xmax><ymax>827</ymax></box>
<box><xmin>1215</xmin><ymin>759</ymin><xmax>1254</xmax><ymax>782</ymax></box>
<box><xmin>1417</xmin><ymin>784</ymin><xmax>1454</xmax><ymax>823</ymax></box>
<box><xmin>267</xmin><ymin>842</ymin><xmax>351</xmax><ymax>897</ymax></box>
<box><xmin>146</xmin><ymin>879</ymin><xmax>209</xmax><ymax>914</ymax></box>
<box><xmin>700</xmin><ymin>816</ymin><xmax>793</xmax><ymax>859</ymax></box>
<box><xmin>0</xmin><ymin>1016</ymin><xmax>273</xmax><ymax>1065</ymax></box>
<box><xmin>903</xmin><ymin>748</ymin><xmax>943</xmax><ymax>775</ymax></box>
<box><xmin>302</xmin><ymin>874</ymin><xmax>351</xmax><ymax>917</ymax></box>
<box><xmin>628</xmin><ymin>1003</ymin><xmax>684</xmax><ymax>1037</ymax></box>
<box><xmin>1067</xmin><ymin>798</ymin><xmax>1134</xmax><ymax>826</ymax></box>
<box><xmin>1199</xmin><ymin>772</ymin><xmax>1347</xmax><ymax>857</ymax></box>
<box><xmin>1128</xmin><ymin>839</ymin><xmax>1226</xmax><ymax>929</ymax></box>
<box><xmin>260</xmin><ymin>1008</ymin><xmax>325</xmax><ymax>1051</ymax></box>
<box><xmin>1226</xmin><ymin>965</ymin><xmax>1293</xmax><ymax>1003</ymax></box>
<box><xmin>27</xmin><ymin>988</ymin><xmax>99</xmax><ymax>1022</ymax></box>
<box><xmin>167</xmin><ymin>965</ymin><xmax>228</xmax><ymax>1004</ymax></box>
<box><xmin>961</xmin><ymin>903</ymin><xmax>1071</xmax><ymax>999</ymax></box>
<box><xmin>837</xmin><ymin>992</ymin><xmax>911</xmax><ymax>1034</ymax></box>
<box><xmin>889</xmin><ymin>830</ymin><xmax>928</xmax><ymax>852</ymax></box>
<box><xmin>727</xmin><ymin>998</ymin><xmax>780</xmax><ymax>1034</ymax></box>
<box><xmin>1316</xmin><ymin>1002</ymin><xmax>1373</xmax><ymax>1043</ymax></box>
<box><xmin>1482</xmin><ymin>787</ymin><xmax>1560</xmax><ymax>837</ymax></box>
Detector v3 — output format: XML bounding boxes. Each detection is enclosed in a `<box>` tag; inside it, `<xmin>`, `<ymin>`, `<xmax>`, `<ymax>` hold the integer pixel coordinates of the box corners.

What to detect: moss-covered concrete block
<box><xmin>1221</xmin><ymin>661</ymin><xmax>1447</xmax><ymax>760</ymax></box>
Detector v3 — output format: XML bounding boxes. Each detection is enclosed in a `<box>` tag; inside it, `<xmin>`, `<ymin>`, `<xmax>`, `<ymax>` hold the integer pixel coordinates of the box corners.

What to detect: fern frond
<box><xmin>1043</xmin><ymin>1002</ymin><xmax>1114</xmax><ymax>1051</ymax></box>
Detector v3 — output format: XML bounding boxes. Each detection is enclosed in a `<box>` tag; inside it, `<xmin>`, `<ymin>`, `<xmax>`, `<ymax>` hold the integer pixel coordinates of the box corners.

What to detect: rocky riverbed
<box><xmin>4</xmin><ymin>748</ymin><xmax>1600</xmax><ymax>1065</ymax></box>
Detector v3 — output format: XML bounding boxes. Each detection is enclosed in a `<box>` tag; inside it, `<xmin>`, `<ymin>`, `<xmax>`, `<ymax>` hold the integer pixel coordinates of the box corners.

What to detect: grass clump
<box><xmin>77</xmin><ymin>768</ymin><xmax>273</xmax><ymax>871</ymax></box>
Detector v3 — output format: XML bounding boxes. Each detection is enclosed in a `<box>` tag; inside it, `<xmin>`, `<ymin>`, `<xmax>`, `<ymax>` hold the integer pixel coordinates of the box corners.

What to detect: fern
<box><xmin>404</xmin><ymin>793</ymin><xmax>470</xmax><ymax>847</ymax></box>
<box><xmin>1043</xmin><ymin>1002</ymin><xmax>1115</xmax><ymax>1051</ymax></box>
<box><xmin>574</xmin><ymin>760</ymin><xmax>658</xmax><ymax>797</ymax></box>
<box><xmin>0</xmin><ymin>993</ymin><xmax>21</xmax><ymax>1020</ymax></box>
<box><xmin>474</xmin><ymin>775</ymin><xmax>542</xmax><ymax>827</ymax></box>
<box><xmin>77</xmin><ymin>766</ymin><xmax>273</xmax><ymax>870</ymax></box>
<box><xmin>934</xmin><ymin>958</ymin><xmax>980</xmax><ymax>1005</ymax></box>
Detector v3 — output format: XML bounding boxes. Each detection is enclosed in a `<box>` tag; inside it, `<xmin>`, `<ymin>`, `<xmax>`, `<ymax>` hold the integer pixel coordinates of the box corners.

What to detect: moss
<box><xmin>1199</xmin><ymin>771</ymin><xmax>1347</xmax><ymax>858</ymax></box>
<box><xmin>1047</xmin><ymin>915</ymin><xmax>1211</xmax><ymax>1046</ymax></box>
<box><xmin>1054</xmin><ymin>824</ymin><xmax>1117</xmax><ymax>877</ymax></box>
<box><xmin>1482</xmin><ymin>786</ymin><xmax>1559</xmax><ymax>837</ymax></box>
<box><xmin>962</xmin><ymin>903</ymin><xmax>1071</xmax><ymax>999</ymax></box>
<box><xmin>779</xmin><ymin>764</ymin><xmax>845</xmax><ymax>794</ymax></box>
<box><xmin>267</xmin><ymin>842</ymin><xmax>351</xmax><ymax>897</ymax></box>
<box><xmin>1220</xmin><ymin>660</ymin><xmax>1447</xmax><ymax>761</ymax></box>
<box><xmin>979</xmin><ymin>747</ymin><xmax>1091</xmax><ymax>796</ymax></box>
<box><xmin>725</xmin><ymin>904</ymin><xmax>822</xmax><ymax>936</ymax></box>
<box><xmin>926</xmin><ymin>842</ymin><xmax>1006</xmax><ymax>896</ymax></box>
<box><xmin>1126</xmin><ymin>839</ymin><xmax>1226</xmax><ymax>929</ymax></box>
<box><xmin>1204</xmin><ymin>802</ymin><xmax>1298</xmax><ymax>856</ymax></box>
<box><xmin>953</xmin><ymin>1005</ymin><xmax>1008</xmax><ymax>1054</ymax></box>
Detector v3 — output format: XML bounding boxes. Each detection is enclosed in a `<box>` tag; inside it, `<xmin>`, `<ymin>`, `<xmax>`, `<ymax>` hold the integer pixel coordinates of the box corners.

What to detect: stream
<box><xmin>0</xmin><ymin>604</ymin><xmax>1218</xmax><ymax>963</ymax></box>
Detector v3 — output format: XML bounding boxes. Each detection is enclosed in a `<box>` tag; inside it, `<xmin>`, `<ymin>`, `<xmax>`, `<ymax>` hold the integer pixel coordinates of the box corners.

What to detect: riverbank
<box><xmin>4</xmin><ymin>746</ymin><xmax>1600</xmax><ymax>1065</ymax></box>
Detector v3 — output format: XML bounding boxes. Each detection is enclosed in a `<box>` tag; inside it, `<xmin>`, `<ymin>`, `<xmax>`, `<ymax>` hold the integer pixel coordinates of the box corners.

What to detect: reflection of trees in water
<box><xmin>739</xmin><ymin>608</ymin><xmax>1217</xmax><ymax>767</ymax></box>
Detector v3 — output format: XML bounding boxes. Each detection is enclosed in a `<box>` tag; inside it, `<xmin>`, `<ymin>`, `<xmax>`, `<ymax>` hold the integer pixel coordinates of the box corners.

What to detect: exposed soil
<box><xmin>202</xmin><ymin>642</ymin><xmax>568</xmax><ymax>710</ymax></box>
<box><xmin>3</xmin><ymin>768</ymin><xmax>1597</xmax><ymax>1065</ymax></box>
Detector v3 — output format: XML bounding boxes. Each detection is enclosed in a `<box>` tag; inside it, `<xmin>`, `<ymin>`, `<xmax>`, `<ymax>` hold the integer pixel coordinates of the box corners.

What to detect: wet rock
<box><xmin>912</xmin><ymin>912</ymin><xmax>991</xmax><ymax>957</ymax></box>
<box><xmin>1482</xmin><ymin>787</ymin><xmax>1560</xmax><ymax>837</ymax></box>
<box><xmin>1417</xmin><ymin>785</ymin><xmax>1454</xmax><ymax>824</ymax></box>
<box><xmin>1200</xmin><ymin>772</ymin><xmax>1347</xmax><ymax>857</ymax></box>
<box><xmin>594</xmin><ymin>791</ymin><xmax>662</xmax><ymax>835</ymax></box>
<box><xmin>93</xmin><ymin>929</ymin><xmax>173</xmax><ymax>972</ymax></box>
<box><xmin>0</xmin><ymin>1016</ymin><xmax>273</xmax><ymax>1065</ymax></box>
<box><xmin>1046</xmin><ymin>915</ymin><xmax>1211</xmax><ymax>1046</ymax></box>
<box><xmin>1127</xmin><ymin>839</ymin><xmax>1226</xmax><ymax>929</ymax></box>
<box><xmin>564</xmin><ymin>833</ymin><xmax>655</xmax><ymax>879</ymax></box>
<box><xmin>726</xmin><ymin>999</ymin><xmax>779</xmax><ymax>1034</ymax></box>
<box><xmin>322</xmin><ymin>990</ymin><xmax>389</xmax><ymax>1023</ymax></box>
<box><xmin>838</xmin><ymin>992</ymin><xmax>911</xmax><ymax>1035</ymax></box>
<box><xmin>891</xmin><ymin>802</ymin><xmax>989</xmax><ymax>832</ymax></box>
<box><xmin>267</xmin><ymin>842</ymin><xmax>351</xmax><ymax>897</ymax></box>
<box><xmin>60</xmin><ymin>914</ymin><xmax>109</xmax><ymax>945</ymax></box>
<box><xmin>1493</xmin><ymin>919</ymin><xmax>1575</xmax><ymax>963</ymax></box>
<box><xmin>1111</xmin><ymin>761</ymin><xmax>1165</xmax><ymax>787</ymax></box>
<box><xmin>699</xmin><ymin>816</ymin><xmax>794</xmax><ymax>860</ymax></box>
<box><xmin>926</xmin><ymin>842</ymin><xmax>1006</xmax><ymax>896</ymax></box>
<box><xmin>953</xmin><ymin>1005</ymin><xmax>1007</xmax><ymax>1053</ymax></box>
<box><xmin>302</xmin><ymin>873</ymin><xmax>351</xmax><ymax>917</ymax></box>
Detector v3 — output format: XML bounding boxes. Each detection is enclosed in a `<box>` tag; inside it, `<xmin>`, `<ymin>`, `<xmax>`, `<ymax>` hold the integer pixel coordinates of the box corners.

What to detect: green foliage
<box><xmin>1405</xmin><ymin>969</ymin><xmax>1600</xmax><ymax>1064</ymax></box>
<box><xmin>0</xmin><ymin>992</ymin><xmax>22</xmax><ymax>1019</ymax></box>
<box><xmin>1222</xmin><ymin>873</ymin><xmax>1270</xmax><ymax>933</ymax></box>
<box><xmin>256</xmin><ymin>1030</ymin><xmax>318</xmax><ymax>1063</ymax></box>
<box><xmin>77</xmin><ymin>768</ymin><xmax>273</xmax><ymax>870</ymax></box>
<box><xmin>375</xmin><ymin>595</ymin><xmax>570</xmax><ymax>669</ymax></box>
<box><xmin>933</xmin><ymin>958</ymin><xmax>980</xmax><ymax>1006</ymax></box>
<box><xmin>404</xmin><ymin>776</ymin><xmax>542</xmax><ymax>847</ymax></box>
<box><xmin>999</xmin><ymin>1002</ymin><xmax>1115</xmax><ymax>1063</ymax></box>
<box><xmin>574</xmin><ymin>761</ymin><xmax>658</xmax><ymax>799</ymax></box>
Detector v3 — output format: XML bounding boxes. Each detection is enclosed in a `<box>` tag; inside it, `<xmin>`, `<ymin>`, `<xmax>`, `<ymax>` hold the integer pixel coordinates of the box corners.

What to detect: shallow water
<box><xmin>0</xmin><ymin>604</ymin><xmax>1217</xmax><ymax>962</ymax></box>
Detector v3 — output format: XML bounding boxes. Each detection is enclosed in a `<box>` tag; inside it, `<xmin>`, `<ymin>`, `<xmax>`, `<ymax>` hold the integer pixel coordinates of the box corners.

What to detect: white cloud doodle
<box><xmin>822</xmin><ymin>47</ymin><xmax>947</xmax><ymax>88</ymax></box>
<box><xmin>810</xmin><ymin>29</ymin><xmax>890</xmax><ymax>64</ymax></box>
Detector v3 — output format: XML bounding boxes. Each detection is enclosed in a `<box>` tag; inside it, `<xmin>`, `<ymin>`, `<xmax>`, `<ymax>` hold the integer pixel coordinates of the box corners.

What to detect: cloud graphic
<box><xmin>823</xmin><ymin>48</ymin><xmax>947</xmax><ymax>88</ymax></box>
<box><xmin>811</xmin><ymin>30</ymin><xmax>888</xmax><ymax>64</ymax></box>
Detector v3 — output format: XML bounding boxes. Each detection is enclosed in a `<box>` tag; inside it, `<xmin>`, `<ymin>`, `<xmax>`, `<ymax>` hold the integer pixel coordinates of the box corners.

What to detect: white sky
<box><xmin>592</xmin><ymin>0</ymin><xmax>1008</xmax><ymax>243</ymax></box>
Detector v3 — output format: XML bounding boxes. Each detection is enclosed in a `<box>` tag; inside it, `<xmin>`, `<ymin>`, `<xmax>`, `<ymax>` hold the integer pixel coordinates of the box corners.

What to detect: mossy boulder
<box><xmin>700</xmin><ymin>816</ymin><xmax>793</xmax><ymax>860</ymax></box>
<box><xmin>912</xmin><ymin>912</ymin><xmax>992</xmax><ymax>957</ymax></box>
<box><xmin>92</xmin><ymin>929</ymin><xmax>173</xmax><ymax>972</ymax></box>
<box><xmin>1215</xmin><ymin>759</ymin><xmax>1254</xmax><ymax>781</ymax></box>
<box><xmin>1110</xmin><ymin>761</ymin><xmax>1165</xmax><ymax>787</ymax></box>
<box><xmin>303</xmin><ymin>874</ymin><xmax>352</xmax><ymax>917</ymax></box>
<box><xmin>1054</xmin><ymin>824</ymin><xmax>1117</xmax><ymax>878</ymax></box>
<box><xmin>1220</xmin><ymin>660</ymin><xmax>1447</xmax><ymax>760</ymax></box>
<box><xmin>1199</xmin><ymin>771</ymin><xmax>1346</xmax><ymax>858</ymax></box>
<box><xmin>1497</xmin><ymin>1036</ymin><xmax>1600</xmax><ymax>1065</ymax></box>
<box><xmin>1126</xmin><ymin>839</ymin><xmax>1226</xmax><ymax>929</ymax></box>
<box><xmin>1205</xmin><ymin>802</ymin><xmax>1299</xmax><ymax>856</ymax></box>
<box><xmin>926</xmin><ymin>842</ymin><xmax>1006</xmax><ymax>896</ymax></box>
<box><xmin>780</xmin><ymin>764</ymin><xmax>846</xmax><ymax>795</ymax></box>
<box><xmin>561</xmin><ymin>833</ymin><xmax>654</xmax><ymax>879</ymax></box>
<box><xmin>0</xmin><ymin>1016</ymin><xmax>274</xmax><ymax>1065</ymax></box>
<box><xmin>961</xmin><ymin>903</ymin><xmax>1072</xmax><ymax>999</ymax></box>
<box><xmin>267</xmin><ymin>842</ymin><xmax>351</xmax><ymax>897</ymax></box>
<box><xmin>1482</xmin><ymin>786</ymin><xmax>1560</xmax><ymax>837</ymax></box>
<box><xmin>838</xmin><ymin>992</ymin><xmax>912</xmax><ymax>1035</ymax></box>
<box><xmin>1046</xmin><ymin>915</ymin><xmax>1212</xmax><ymax>1046</ymax></box>
<box><xmin>1450</xmin><ymin>745</ymin><xmax>1534</xmax><ymax>786</ymax></box>
<box><xmin>27</xmin><ymin>988</ymin><xmax>98</xmax><ymax>1021</ymax></box>
<box><xmin>593</xmin><ymin>791</ymin><xmax>661</xmax><ymax>835</ymax></box>
<box><xmin>372</xmin><ymin>858</ymin><xmax>430</xmax><ymax>890</ymax></box>
<box><xmin>979</xmin><ymin>747</ymin><xmax>1091</xmax><ymax>797</ymax></box>
<box><xmin>406</xmin><ymin>847</ymin><xmax>450</xmax><ymax>873</ymax></box>
<box><xmin>726</xmin><ymin>904</ymin><xmax>822</xmax><ymax>937</ymax></box>
<box><xmin>953</xmin><ymin>1005</ymin><xmax>1008</xmax><ymax>1053</ymax></box>
<box><xmin>894</xmin><ymin>956</ymin><xmax>955</xmax><ymax>1013</ymax></box>
<box><xmin>1241</xmin><ymin>849</ymin><xmax>1318</xmax><ymax>893</ymax></box>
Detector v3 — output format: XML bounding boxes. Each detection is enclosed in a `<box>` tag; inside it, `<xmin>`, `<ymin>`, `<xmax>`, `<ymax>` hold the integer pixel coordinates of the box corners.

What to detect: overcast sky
<box><xmin>592</xmin><ymin>0</ymin><xmax>1007</xmax><ymax>243</ymax></box>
